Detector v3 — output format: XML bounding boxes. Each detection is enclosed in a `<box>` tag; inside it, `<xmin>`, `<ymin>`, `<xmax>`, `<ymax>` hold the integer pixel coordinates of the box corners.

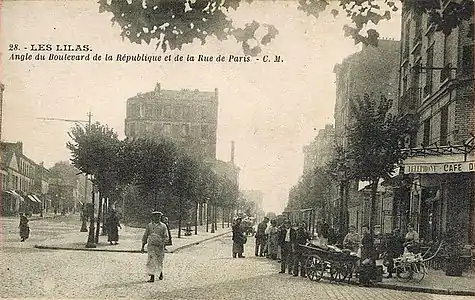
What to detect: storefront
<box><xmin>403</xmin><ymin>151</ymin><xmax>475</xmax><ymax>245</ymax></box>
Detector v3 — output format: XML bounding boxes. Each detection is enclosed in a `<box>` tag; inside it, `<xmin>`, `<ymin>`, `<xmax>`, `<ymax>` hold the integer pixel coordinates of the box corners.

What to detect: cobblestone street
<box><xmin>1</xmin><ymin>218</ymin><xmax>473</xmax><ymax>300</ymax></box>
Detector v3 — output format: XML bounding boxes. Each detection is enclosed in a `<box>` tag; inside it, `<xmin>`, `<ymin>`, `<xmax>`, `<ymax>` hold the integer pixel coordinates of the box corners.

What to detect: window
<box><xmin>181</xmin><ymin>124</ymin><xmax>190</xmax><ymax>136</ymax></box>
<box><xmin>424</xmin><ymin>44</ymin><xmax>434</xmax><ymax>97</ymax></box>
<box><xmin>201</xmin><ymin>124</ymin><xmax>209</xmax><ymax>138</ymax></box>
<box><xmin>462</xmin><ymin>44</ymin><xmax>474</xmax><ymax>76</ymax></box>
<box><xmin>439</xmin><ymin>105</ymin><xmax>449</xmax><ymax>146</ymax></box>
<box><xmin>163</xmin><ymin>105</ymin><xmax>171</xmax><ymax>118</ymax></box>
<box><xmin>423</xmin><ymin>118</ymin><xmax>431</xmax><ymax>146</ymax></box>
<box><xmin>164</xmin><ymin>123</ymin><xmax>172</xmax><ymax>135</ymax></box>
<box><xmin>129</xmin><ymin>123</ymin><xmax>136</xmax><ymax>136</ymax></box>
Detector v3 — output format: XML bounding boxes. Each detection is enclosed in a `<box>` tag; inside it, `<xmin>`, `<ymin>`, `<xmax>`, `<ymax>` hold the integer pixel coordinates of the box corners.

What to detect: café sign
<box><xmin>404</xmin><ymin>161</ymin><xmax>475</xmax><ymax>174</ymax></box>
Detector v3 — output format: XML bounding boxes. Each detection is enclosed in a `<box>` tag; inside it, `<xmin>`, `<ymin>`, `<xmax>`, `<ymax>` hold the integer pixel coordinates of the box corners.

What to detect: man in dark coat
<box><xmin>255</xmin><ymin>217</ymin><xmax>269</xmax><ymax>257</ymax></box>
<box><xmin>292</xmin><ymin>221</ymin><xmax>311</xmax><ymax>277</ymax></box>
<box><xmin>278</xmin><ymin>219</ymin><xmax>295</xmax><ymax>274</ymax></box>
<box><xmin>232</xmin><ymin>217</ymin><xmax>246</xmax><ymax>258</ymax></box>
<box><xmin>385</xmin><ymin>228</ymin><xmax>405</xmax><ymax>278</ymax></box>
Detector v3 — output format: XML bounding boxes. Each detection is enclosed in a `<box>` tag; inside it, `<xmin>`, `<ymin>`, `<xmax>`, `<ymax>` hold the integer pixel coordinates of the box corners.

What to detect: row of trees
<box><xmin>287</xmin><ymin>94</ymin><xmax>415</xmax><ymax>235</ymax></box>
<box><xmin>66</xmin><ymin>122</ymin><xmax>241</xmax><ymax>238</ymax></box>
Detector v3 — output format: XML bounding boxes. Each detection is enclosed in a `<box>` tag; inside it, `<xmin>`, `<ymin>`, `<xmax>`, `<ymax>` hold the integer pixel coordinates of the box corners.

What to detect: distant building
<box><xmin>303</xmin><ymin>124</ymin><xmax>335</xmax><ymax>173</ymax></box>
<box><xmin>333</xmin><ymin>38</ymin><xmax>400</xmax><ymax>231</ymax></box>
<box><xmin>241</xmin><ymin>189</ymin><xmax>264</xmax><ymax>218</ymax></box>
<box><xmin>0</xmin><ymin>142</ymin><xmax>43</xmax><ymax>216</ymax></box>
<box><xmin>124</xmin><ymin>83</ymin><xmax>219</xmax><ymax>161</ymax></box>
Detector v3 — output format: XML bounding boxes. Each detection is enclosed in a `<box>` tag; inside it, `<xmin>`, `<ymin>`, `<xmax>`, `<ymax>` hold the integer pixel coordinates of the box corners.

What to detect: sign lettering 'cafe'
<box><xmin>404</xmin><ymin>161</ymin><xmax>475</xmax><ymax>174</ymax></box>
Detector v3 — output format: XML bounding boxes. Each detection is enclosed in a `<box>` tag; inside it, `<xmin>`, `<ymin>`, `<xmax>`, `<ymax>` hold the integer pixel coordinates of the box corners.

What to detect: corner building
<box><xmin>124</xmin><ymin>83</ymin><xmax>218</xmax><ymax>161</ymax></box>
<box><xmin>398</xmin><ymin>1</ymin><xmax>474</xmax><ymax>245</ymax></box>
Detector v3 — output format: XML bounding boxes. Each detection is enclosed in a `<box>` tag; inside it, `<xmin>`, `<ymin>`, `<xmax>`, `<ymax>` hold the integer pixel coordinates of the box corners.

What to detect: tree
<box><xmin>346</xmin><ymin>94</ymin><xmax>414</xmax><ymax>234</ymax></box>
<box><xmin>98</xmin><ymin>0</ymin><xmax>473</xmax><ymax>55</ymax></box>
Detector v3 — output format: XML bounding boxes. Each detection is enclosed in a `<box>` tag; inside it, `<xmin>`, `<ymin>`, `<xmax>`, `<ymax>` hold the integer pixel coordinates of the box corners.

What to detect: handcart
<box><xmin>300</xmin><ymin>243</ymin><xmax>360</xmax><ymax>283</ymax></box>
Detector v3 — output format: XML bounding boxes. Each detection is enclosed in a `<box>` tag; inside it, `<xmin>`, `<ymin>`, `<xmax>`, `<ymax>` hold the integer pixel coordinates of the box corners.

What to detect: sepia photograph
<box><xmin>0</xmin><ymin>0</ymin><xmax>474</xmax><ymax>299</ymax></box>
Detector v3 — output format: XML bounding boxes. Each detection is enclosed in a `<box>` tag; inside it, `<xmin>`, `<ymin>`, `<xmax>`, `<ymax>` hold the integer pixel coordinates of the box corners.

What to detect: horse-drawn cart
<box><xmin>300</xmin><ymin>244</ymin><xmax>360</xmax><ymax>283</ymax></box>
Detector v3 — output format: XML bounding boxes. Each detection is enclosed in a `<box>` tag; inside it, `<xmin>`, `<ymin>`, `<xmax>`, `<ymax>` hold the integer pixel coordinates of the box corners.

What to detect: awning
<box><xmin>402</xmin><ymin>155</ymin><xmax>475</xmax><ymax>174</ymax></box>
<box><xmin>27</xmin><ymin>195</ymin><xmax>40</xmax><ymax>203</ymax></box>
<box><xmin>11</xmin><ymin>191</ymin><xmax>24</xmax><ymax>202</ymax></box>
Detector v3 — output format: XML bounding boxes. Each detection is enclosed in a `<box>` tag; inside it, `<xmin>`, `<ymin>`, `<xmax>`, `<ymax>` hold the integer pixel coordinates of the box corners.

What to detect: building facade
<box><xmin>398</xmin><ymin>2</ymin><xmax>474</xmax><ymax>245</ymax></box>
<box><xmin>0</xmin><ymin>142</ymin><xmax>43</xmax><ymax>216</ymax></box>
<box><xmin>124</xmin><ymin>83</ymin><xmax>219</xmax><ymax>161</ymax></box>
<box><xmin>303</xmin><ymin>124</ymin><xmax>335</xmax><ymax>173</ymax></box>
<box><xmin>333</xmin><ymin>38</ymin><xmax>400</xmax><ymax>232</ymax></box>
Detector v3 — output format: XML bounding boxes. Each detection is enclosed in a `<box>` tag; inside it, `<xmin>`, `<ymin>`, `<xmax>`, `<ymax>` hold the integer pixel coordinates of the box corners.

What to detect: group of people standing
<box><xmin>232</xmin><ymin>217</ymin><xmax>313</xmax><ymax>277</ymax></box>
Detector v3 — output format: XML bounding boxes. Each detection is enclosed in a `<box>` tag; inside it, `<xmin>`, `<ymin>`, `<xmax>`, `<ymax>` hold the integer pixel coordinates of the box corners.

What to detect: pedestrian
<box><xmin>384</xmin><ymin>227</ymin><xmax>404</xmax><ymax>278</ymax></box>
<box><xmin>278</xmin><ymin>219</ymin><xmax>295</xmax><ymax>274</ymax></box>
<box><xmin>359</xmin><ymin>225</ymin><xmax>375</xmax><ymax>286</ymax></box>
<box><xmin>106</xmin><ymin>209</ymin><xmax>121</xmax><ymax>245</ymax></box>
<box><xmin>232</xmin><ymin>217</ymin><xmax>246</xmax><ymax>258</ymax></box>
<box><xmin>141</xmin><ymin>211</ymin><xmax>169</xmax><ymax>283</ymax></box>
<box><xmin>19</xmin><ymin>213</ymin><xmax>30</xmax><ymax>242</ymax></box>
<box><xmin>161</xmin><ymin>216</ymin><xmax>172</xmax><ymax>251</ymax></box>
<box><xmin>320</xmin><ymin>220</ymin><xmax>329</xmax><ymax>245</ymax></box>
<box><xmin>266</xmin><ymin>219</ymin><xmax>278</xmax><ymax>260</ymax></box>
<box><xmin>343</xmin><ymin>225</ymin><xmax>360</xmax><ymax>252</ymax></box>
<box><xmin>255</xmin><ymin>217</ymin><xmax>269</xmax><ymax>257</ymax></box>
<box><xmin>404</xmin><ymin>223</ymin><xmax>420</xmax><ymax>253</ymax></box>
<box><xmin>292</xmin><ymin>221</ymin><xmax>311</xmax><ymax>277</ymax></box>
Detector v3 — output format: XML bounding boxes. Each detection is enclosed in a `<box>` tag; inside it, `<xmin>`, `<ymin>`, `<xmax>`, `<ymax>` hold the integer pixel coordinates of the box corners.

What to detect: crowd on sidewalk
<box><xmin>231</xmin><ymin>216</ymin><xmax>431</xmax><ymax>285</ymax></box>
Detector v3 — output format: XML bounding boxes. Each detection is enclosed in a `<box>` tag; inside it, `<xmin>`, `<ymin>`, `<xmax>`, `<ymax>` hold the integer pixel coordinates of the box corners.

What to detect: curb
<box><xmin>372</xmin><ymin>282</ymin><xmax>475</xmax><ymax>296</ymax></box>
<box><xmin>314</xmin><ymin>274</ymin><xmax>475</xmax><ymax>296</ymax></box>
<box><xmin>34</xmin><ymin>230</ymin><xmax>232</xmax><ymax>254</ymax></box>
<box><xmin>169</xmin><ymin>230</ymin><xmax>231</xmax><ymax>253</ymax></box>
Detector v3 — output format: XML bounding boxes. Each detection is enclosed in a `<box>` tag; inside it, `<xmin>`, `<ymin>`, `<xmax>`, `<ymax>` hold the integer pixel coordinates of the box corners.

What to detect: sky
<box><xmin>1</xmin><ymin>0</ymin><xmax>401</xmax><ymax>214</ymax></box>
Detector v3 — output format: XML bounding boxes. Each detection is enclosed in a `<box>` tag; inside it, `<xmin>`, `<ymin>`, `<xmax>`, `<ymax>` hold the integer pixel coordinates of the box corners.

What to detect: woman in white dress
<box><xmin>141</xmin><ymin>211</ymin><xmax>170</xmax><ymax>282</ymax></box>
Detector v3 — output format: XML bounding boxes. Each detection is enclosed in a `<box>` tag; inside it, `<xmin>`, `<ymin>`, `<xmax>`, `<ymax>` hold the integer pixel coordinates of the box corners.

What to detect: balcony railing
<box><xmin>399</xmin><ymin>87</ymin><xmax>421</xmax><ymax>114</ymax></box>
<box><xmin>423</xmin><ymin>84</ymin><xmax>432</xmax><ymax>98</ymax></box>
<box><xmin>440</xmin><ymin>64</ymin><xmax>453</xmax><ymax>83</ymax></box>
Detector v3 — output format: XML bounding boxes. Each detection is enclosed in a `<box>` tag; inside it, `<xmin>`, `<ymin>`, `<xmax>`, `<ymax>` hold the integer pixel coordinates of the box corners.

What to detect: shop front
<box><xmin>403</xmin><ymin>153</ymin><xmax>475</xmax><ymax>245</ymax></box>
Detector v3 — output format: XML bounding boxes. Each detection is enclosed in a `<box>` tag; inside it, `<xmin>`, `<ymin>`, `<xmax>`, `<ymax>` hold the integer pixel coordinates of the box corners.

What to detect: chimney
<box><xmin>231</xmin><ymin>141</ymin><xmax>235</xmax><ymax>164</ymax></box>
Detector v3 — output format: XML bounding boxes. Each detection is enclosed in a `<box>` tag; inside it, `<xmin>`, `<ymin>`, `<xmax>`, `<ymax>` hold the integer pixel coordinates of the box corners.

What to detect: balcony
<box><xmin>399</xmin><ymin>87</ymin><xmax>421</xmax><ymax>115</ymax></box>
<box><xmin>440</xmin><ymin>64</ymin><xmax>453</xmax><ymax>83</ymax></box>
<box><xmin>412</xmin><ymin>31</ymin><xmax>422</xmax><ymax>53</ymax></box>
<box><xmin>423</xmin><ymin>85</ymin><xmax>432</xmax><ymax>99</ymax></box>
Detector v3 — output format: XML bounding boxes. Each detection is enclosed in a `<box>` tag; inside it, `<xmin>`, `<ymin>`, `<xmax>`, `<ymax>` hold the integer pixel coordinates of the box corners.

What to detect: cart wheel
<box><xmin>330</xmin><ymin>262</ymin><xmax>350</xmax><ymax>282</ymax></box>
<box><xmin>412</xmin><ymin>262</ymin><xmax>426</xmax><ymax>282</ymax></box>
<box><xmin>306</xmin><ymin>256</ymin><xmax>324</xmax><ymax>282</ymax></box>
<box><xmin>396</xmin><ymin>264</ymin><xmax>412</xmax><ymax>281</ymax></box>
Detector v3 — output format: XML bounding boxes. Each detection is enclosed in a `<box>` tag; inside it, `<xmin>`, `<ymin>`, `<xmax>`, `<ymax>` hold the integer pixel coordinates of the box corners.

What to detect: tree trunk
<box><xmin>95</xmin><ymin>193</ymin><xmax>103</xmax><ymax>244</ymax></box>
<box><xmin>222</xmin><ymin>207</ymin><xmax>225</xmax><ymax>228</ymax></box>
<box><xmin>206</xmin><ymin>203</ymin><xmax>209</xmax><ymax>232</ymax></box>
<box><xmin>211</xmin><ymin>205</ymin><xmax>215</xmax><ymax>233</ymax></box>
<box><xmin>370</xmin><ymin>178</ymin><xmax>380</xmax><ymax>236</ymax></box>
<box><xmin>195</xmin><ymin>201</ymin><xmax>199</xmax><ymax>235</ymax></box>
<box><xmin>178</xmin><ymin>197</ymin><xmax>182</xmax><ymax>238</ymax></box>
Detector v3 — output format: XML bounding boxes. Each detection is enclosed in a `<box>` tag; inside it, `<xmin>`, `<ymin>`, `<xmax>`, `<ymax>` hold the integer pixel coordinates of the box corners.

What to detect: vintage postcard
<box><xmin>1</xmin><ymin>0</ymin><xmax>473</xmax><ymax>299</ymax></box>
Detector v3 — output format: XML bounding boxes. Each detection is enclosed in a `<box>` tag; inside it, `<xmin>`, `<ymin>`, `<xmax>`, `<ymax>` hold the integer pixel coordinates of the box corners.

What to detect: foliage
<box><xmin>67</xmin><ymin>121</ymin><xmax>240</xmax><ymax>223</ymax></box>
<box><xmin>345</xmin><ymin>94</ymin><xmax>415</xmax><ymax>231</ymax></box>
<box><xmin>66</xmin><ymin>122</ymin><xmax>123</xmax><ymax>195</ymax></box>
<box><xmin>286</xmin><ymin>167</ymin><xmax>333</xmax><ymax>212</ymax></box>
<box><xmin>98</xmin><ymin>0</ymin><xmax>473</xmax><ymax>55</ymax></box>
<box><xmin>346</xmin><ymin>94</ymin><xmax>413</xmax><ymax>183</ymax></box>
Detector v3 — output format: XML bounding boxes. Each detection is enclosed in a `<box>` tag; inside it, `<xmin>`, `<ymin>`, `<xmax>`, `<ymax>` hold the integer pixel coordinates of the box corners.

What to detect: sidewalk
<box><xmin>34</xmin><ymin>223</ymin><xmax>232</xmax><ymax>254</ymax></box>
<box><xmin>374</xmin><ymin>269</ymin><xmax>475</xmax><ymax>296</ymax></box>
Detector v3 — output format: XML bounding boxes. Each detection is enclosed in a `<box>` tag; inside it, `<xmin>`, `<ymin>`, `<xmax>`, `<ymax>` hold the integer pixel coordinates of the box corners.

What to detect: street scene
<box><xmin>0</xmin><ymin>215</ymin><xmax>472</xmax><ymax>299</ymax></box>
<box><xmin>1</xmin><ymin>0</ymin><xmax>474</xmax><ymax>299</ymax></box>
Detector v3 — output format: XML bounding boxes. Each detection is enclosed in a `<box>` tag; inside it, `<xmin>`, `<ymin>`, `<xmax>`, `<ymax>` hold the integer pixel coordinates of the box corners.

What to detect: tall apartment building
<box><xmin>124</xmin><ymin>83</ymin><xmax>219</xmax><ymax>161</ymax></box>
<box><xmin>333</xmin><ymin>39</ymin><xmax>400</xmax><ymax>231</ymax></box>
<box><xmin>303</xmin><ymin>124</ymin><xmax>335</xmax><ymax>173</ymax></box>
<box><xmin>398</xmin><ymin>2</ymin><xmax>474</xmax><ymax>244</ymax></box>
